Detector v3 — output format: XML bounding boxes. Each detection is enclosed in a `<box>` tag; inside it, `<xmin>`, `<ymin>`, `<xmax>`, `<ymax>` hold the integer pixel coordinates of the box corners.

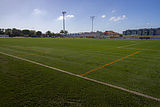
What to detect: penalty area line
<box><xmin>0</xmin><ymin>51</ymin><xmax>159</xmax><ymax>102</ymax></box>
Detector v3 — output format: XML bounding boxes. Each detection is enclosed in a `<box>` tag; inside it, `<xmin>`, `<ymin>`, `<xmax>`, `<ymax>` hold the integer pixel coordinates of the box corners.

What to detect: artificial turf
<box><xmin>0</xmin><ymin>38</ymin><xmax>160</xmax><ymax>106</ymax></box>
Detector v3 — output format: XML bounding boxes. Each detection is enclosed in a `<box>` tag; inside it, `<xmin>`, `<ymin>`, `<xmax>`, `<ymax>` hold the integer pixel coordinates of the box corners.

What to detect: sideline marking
<box><xmin>80</xmin><ymin>51</ymin><xmax>141</xmax><ymax>76</ymax></box>
<box><xmin>0</xmin><ymin>51</ymin><xmax>159</xmax><ymax>102</ymax></box>
<box><xmin>6</xmin><ymin>45</ymin><xmax>49</xmax><ymax>54</ymax></box>
<box><xmin>18</xmin><ymin>53</ymin><xmax>39</xmax><ymax>57</ymax></box>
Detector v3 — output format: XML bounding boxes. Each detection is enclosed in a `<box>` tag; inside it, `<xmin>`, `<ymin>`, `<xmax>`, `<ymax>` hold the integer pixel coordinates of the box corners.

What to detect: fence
<box><xmin>51</xmin><ymin>36</ymin><xmax>160</xmax><ymax>39</ymax></box>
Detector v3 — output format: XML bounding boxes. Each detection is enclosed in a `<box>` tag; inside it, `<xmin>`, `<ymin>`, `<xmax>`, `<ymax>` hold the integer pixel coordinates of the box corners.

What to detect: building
<box><xmin>123</xmin><ymin>28</ymin><xmax>160</xmax><ymax>36</ymax></box>
<box><xmin>104</xmin><ymin>31</ymin><xmax>119</xmax><ymax>36</ymax></box>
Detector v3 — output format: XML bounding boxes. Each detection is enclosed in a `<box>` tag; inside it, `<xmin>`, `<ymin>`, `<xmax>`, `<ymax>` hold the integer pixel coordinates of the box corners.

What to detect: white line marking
<box><xmin>117</xmin><ymin>42</ymin><xmax>160</xmax><ymax>52</ymax></box>
<box><xmin>118</xmin><ymin>44</ymin><xmax>137</xmax><ymax>48</ymax></box>
<box><xmin>119</xmin><ymin>47</ymin><xmax>160</xmax><ymax>52</ymax></box>
<box><xmin>0</xmin><ymin>51</ymin><xmax>159</xmax><ymax>102</ymax></box>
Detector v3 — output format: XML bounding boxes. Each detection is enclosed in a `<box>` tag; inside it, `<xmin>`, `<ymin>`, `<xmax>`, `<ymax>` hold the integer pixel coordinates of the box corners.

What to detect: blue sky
<box><xmin>0</xmin><ymin>0</ymin><xmax>160</xmax><ymax>33</ymax></box>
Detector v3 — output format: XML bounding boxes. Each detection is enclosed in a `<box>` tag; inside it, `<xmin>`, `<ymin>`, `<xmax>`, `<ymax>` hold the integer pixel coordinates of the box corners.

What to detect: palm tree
<box><xmin>60</xmin><ymin>30</ymin><xmax>68</xmax><ymax>35</ymax></box>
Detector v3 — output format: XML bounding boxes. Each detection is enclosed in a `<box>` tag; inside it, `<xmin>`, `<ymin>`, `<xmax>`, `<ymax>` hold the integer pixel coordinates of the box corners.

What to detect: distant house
<box><xmin>156</xmin><ymin>28</ymin><xmax>160</xmax><ymax>35</ymax></box>
<box><xmin>104</xmin><ymin>31</ymin><xmax>119</xmax><ymax>36</ymax></box>
<box><xmin>123</xmin><ymin>28</ymin><xmax>160</xmax><ymax>36</ymax></box>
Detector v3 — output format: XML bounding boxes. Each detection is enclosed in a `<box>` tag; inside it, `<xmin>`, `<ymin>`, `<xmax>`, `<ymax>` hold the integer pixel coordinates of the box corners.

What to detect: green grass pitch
<box><xmin>0</xmin><ymin>38</ymin><xmax>160</xmax><ymax>106</ymax></box>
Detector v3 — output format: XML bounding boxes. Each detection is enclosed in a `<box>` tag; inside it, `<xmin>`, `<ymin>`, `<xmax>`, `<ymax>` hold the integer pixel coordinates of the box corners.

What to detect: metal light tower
<box><xmin>90</xmin><ymin>16</ymin><xmax>95</xmax><ymax>32</ymax></box>
<box><xmin>62</xmin><ymin>11</ymin><xmax>67</xmax><ymax>34</ymax></box>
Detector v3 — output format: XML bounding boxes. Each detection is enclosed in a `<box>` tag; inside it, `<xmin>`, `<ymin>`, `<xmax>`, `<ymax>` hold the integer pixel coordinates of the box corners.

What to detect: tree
<box><xmin>12</xmin><ymin>28</ymin><xmax>22</xmax><ymax>36</ymax></box>
<box><xmin>0</xmin><ymin>28</ymin><xmax>5</xmax><ymax>34</ymax></box>
<box><xmin>64</xmin><ymin>30</ymin><xmax>68</xmax><ymax>34</ymax></box>
<box><xmin>46</xmin><ymin>31</ymin><xmax>51</xmax><ymax>36</ymax></box>
<box><xmin>5</xmin><ymin>29</ymin><xmax>12</xmax><ymax>35</ymax></box>
<box><xmin>36</xmin><ymin>31</ymin><xmax>42</xmax><ymax>36</ymax></box>
<box><xmin>60</xmin><ymin>30</ymin><xmax>68</xmax><ymax>35</ymax></box>
<box><xmin>22</xmin><ymin>30</ymin><xmax>30</xmax><ymax>36</ymax></box>
<box><xmin>60</xmin><ymin>30</ymin><xmax>64</xmax><ymax>34</ymax></box>
<box><xmin>51</xmin><ymin>32</ymin><xmax>55</xmax><ymax>36</ymax></box>
<box><xmin>56</xmin><ymin>33</ymin><xmax>63</xmax><ymax>37</ymax></box>
<box><xmin>29</xmin><ymin>30</ymin><xmax>36</xmax><ymax>37</ymax></box>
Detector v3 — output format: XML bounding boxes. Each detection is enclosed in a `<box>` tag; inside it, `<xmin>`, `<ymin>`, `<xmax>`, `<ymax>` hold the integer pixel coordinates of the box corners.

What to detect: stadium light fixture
<box><xmin>62</xmin><ymin>11</ymin><xmax>67</xmax><ymax>34</ymax></box>
<box><xmin>90</xmin><ymin>16</ymin><xmax>95</xmax><ymax>32</ymax></box>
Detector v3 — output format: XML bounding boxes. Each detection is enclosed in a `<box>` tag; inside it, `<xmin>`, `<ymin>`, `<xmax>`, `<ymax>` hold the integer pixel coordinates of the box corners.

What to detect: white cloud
<box><xmin>32</xmin><ymin>9</ymin><xmax>45</xmax><ymax>15</ymax></box>
<box><xmin>112</xmin><ymin>10</ymin><xmax>116</xmax><ymax>13</ymax></box>
<box><xmin>66</xmin><ymin>15</ymin><xmax>74</xmax><ymax>18</ymax></box>
<box><xmin>109</xmin><ymin>15</ymin><xmax>126</xmax><ymax>22</ymax></box>
<box><xmin>146</xmin><ymin>23</ymin><xmax>150</xmax><ymax>25</ymax></box>
<box><xmin>33</xmin><ymin>9</ymin><xmax>42</xmax><ymax>15</ymax></box>
<box><xmin>57</xmin><ymin>14</ymin><xmax>75</xmax><ymax>20</ymax></box>
<box><xmin>57</xmin><ymin>16</ymin><xmax>63</xmax><ymax>20</ymax></box>
<box><xmin>101</xmin><ymin>15</ymin><xmax>106</xmax><ymax>18</ymax></box>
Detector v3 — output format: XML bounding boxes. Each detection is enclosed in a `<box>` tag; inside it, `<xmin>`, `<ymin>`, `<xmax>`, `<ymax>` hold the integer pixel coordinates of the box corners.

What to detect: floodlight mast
<box><xmin>90</xmin><ymin>16</ymin><xmax>95</xmax><ymax>32</ymax></box>
<box><xmin>62</xmin><ymin>11</ymin><xmax>67</xmax><ymax>34</ymax></box>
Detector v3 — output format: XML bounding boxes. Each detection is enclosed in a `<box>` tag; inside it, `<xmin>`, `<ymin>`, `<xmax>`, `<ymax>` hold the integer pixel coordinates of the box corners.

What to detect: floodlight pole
<box><xmin>62</xmin><ymin>11</ymin><xmax>67</xmax><ymax>34</ymax></box>
<box><xmin>90</xmin><ymin>16</ymin><xmax>95</xmax><ymax>32</ymax></box>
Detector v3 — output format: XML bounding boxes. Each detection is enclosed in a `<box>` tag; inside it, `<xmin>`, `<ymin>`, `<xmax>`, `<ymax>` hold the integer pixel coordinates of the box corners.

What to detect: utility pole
<box><xmin>90</xmin><ymin>16</ymin><xmax>95</xmax><ymax>32</ymax></box>
<box><xmin>62</xmin><ymin>11</ymin><xmax>67</xmax><ymax>34</ymax></box>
